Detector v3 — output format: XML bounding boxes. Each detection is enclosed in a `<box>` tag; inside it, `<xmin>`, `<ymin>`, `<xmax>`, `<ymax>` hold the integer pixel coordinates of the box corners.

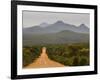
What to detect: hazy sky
<box><xmin>23</xmin><ymin>11</ymin><xmax>90</xmax><ymax>28</ymax></box>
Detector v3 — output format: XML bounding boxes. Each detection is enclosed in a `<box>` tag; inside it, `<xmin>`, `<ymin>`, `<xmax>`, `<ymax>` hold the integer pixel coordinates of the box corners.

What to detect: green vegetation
<box><xmin>46</xmin><ymin>43</ymin><xmax>89</xmax><ymax>66</ymax></box>
<box><xmin>23</xmin><ymin>43</ymin><xmax>89</xmax><ymax>67</ymax></box>
<box><xmin>23</xmin><ymin>46</ymin><xmax>42</xmax><ymax>67</ymax></box>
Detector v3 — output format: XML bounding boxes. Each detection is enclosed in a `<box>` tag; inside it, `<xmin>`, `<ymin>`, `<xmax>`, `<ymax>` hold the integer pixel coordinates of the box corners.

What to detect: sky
<box><xmin>23</xmin><ymin>11</ymin><xmax>90</xmax><ymax>28</ymax></box>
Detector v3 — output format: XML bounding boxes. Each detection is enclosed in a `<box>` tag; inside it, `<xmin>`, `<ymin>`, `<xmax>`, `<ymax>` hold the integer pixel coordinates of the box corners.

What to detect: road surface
<box><xmin>25</xmin><ymin>47</ymin><xmax>64</xmax><ymax>68</ymax></box>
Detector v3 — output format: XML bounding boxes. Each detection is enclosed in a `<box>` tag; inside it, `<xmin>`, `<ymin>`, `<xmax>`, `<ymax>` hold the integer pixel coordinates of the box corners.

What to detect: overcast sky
<box><xmin>23</xmin><ymin>11</ymin><xmax>90</xmax><ymax>28</ymax></box>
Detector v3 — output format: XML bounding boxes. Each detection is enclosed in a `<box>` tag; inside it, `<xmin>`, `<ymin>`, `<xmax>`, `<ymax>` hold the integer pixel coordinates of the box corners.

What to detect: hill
<box><xmin>23</xmin><ymin>30</ymin><xmax>89</xmax><ymax>46</ymax></box>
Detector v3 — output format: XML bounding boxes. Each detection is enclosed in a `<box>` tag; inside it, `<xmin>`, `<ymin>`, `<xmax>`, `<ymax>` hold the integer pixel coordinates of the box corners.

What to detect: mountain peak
<box><xmin>55</xmin><ymin>20</ymin><xmax>65</xmax><ymax>24</ymax></box>
<box><xmin>79</xmin><ymin>24</ymin><xmax>87</xmax><ymax>27</ymax></box>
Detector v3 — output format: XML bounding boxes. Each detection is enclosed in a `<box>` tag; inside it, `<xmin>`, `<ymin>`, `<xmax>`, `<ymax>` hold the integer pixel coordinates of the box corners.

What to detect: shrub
<box><xmin>79</xmin><ymin>56</ymin><xmax>89</xmax><ymax>66</ymax></box>
<box><xmin>79</xmin><ymin>48</ymin><xmax>89</xmax><ymax>57</ymax></box>
<box><xmin>72</xmin><ymin>56</ymin><xmax>79</xmax><ymax>66</ymax></box>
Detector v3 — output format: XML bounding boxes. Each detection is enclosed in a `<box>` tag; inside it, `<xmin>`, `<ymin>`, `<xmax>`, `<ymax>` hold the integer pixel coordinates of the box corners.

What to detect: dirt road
<box><xmin>25</xmin><ymin>47</ymin><xmax>64</xmax><ymax>68</ymax></box>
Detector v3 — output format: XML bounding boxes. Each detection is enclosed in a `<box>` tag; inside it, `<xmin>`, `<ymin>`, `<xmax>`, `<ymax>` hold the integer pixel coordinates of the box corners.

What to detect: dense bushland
<box><xmin>23</xmin><ymin>43</ymin><xmax>89</xmax><ymax>67</ymax></box>
<box><xmin>23</xmin><ymin>46</ymin><xmax>42</xmax><ymax>67</ymax></box>
<box><xmin>46</xmin><ymin>43</ymin><xmax>89</xmax><ymax>66</ymax></box>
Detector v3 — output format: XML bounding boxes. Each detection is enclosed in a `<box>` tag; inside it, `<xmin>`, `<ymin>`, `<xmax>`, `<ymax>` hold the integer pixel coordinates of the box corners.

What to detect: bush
<box><xmin>79</xmin><ymin>48</ymin><xmax>89</xmax><ymax>57</ymax></box>
<box><xmin>72</xmin><ymin>56</ymin><xmax>79</xmax><ymax>66</ymax></box>
<box><xmin>79</xmin><ymin>56</ymin><xmax>89</xmax><ymax>66</ymax></box>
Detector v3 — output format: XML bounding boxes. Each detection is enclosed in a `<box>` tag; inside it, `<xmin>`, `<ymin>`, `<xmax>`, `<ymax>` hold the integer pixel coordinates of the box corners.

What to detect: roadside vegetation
<box><xmin>23</xmin><ymin>46</ymin><xmax>42</xmax><ymax>67</ymax></box>
<box><xmin>23</xmin><ymin>43</ymin><xmax>89</xmax><ymax>67</ymax></box>
<box><xmin>46</xmin><ymin>43</ymin><xmax>89</xmax><ymax>66</ymax></box>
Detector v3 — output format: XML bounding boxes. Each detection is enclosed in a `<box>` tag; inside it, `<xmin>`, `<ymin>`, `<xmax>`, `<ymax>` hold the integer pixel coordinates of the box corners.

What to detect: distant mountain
<box><xmin>23</xmin><ymin>30</ymin><xmax>89</xmax><ymax>46</ymax></box>
<box><xmin>39</xmin><ymin>22</ymin><xmax>49</xmax><ymax>27</ymax></box>
<box><xmin>77</xmin><ymin>24</ymin><xmax>89</xmax><ymax>33</ymax></box>
<box><xmin>23</xmin><ymin>21</ymin><xmax>89</xmax><ymax>45</ymax></box>
<box><xmin>23</xmin><ymin>21</ymin><xmax>89</xmax><ymax>35</ymax></box>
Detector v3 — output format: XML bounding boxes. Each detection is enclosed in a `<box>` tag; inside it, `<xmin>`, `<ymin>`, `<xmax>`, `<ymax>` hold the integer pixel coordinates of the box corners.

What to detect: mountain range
<box><xmin>23</xmin><ymin>21</ymin><xmax>89</xmax><ymax>45</ymax></box>
<box><xmin>23</xmin><ymin>21</ymin><xmax>89</xmax><ymax>34</ymax></box>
